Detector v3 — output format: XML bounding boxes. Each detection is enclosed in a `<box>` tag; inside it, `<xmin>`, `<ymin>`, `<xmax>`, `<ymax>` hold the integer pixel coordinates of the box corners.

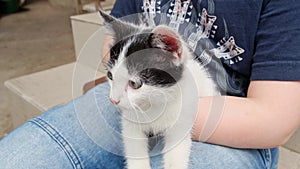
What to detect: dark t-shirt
<box><xmin>110</xmin><ymin>0</ymin><xmax>300</xmax><ymax>97</ymax></box>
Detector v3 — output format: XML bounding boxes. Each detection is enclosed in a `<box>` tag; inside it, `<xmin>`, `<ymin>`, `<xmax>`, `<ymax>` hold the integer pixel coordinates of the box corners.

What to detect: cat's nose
<box><xmin>109</xmin><ymin>98</ymin><xmax>120</xmax><ymax>105</ymax></box>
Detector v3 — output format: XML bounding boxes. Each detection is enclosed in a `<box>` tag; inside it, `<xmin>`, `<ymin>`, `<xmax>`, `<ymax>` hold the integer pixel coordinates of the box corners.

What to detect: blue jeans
<box><xmin>0</xmin><ymin>83</ymin><xmax>279</xmax><ymax>169</ymax></box>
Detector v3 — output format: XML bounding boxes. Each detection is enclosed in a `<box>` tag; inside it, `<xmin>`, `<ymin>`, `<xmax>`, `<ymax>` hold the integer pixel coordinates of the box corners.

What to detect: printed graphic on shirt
<box><xmin>167</xmin><ymin>0</ymin><xmax>193</xmax><ymax>31</ymax></box>
<box><xmin>142</xmin><ymin>0</ymin><xmax>160</xmax><ymax>26</ymax></box>
<box><xmin>141</xmin><ymin>0</ymin><xmax>245</xmax><ymax>66</ymax></box>
<box><xmin>212</xmin><ymin>36</ymin><xmax>245</xmax><ymax>65</ymax></box>
<box><xmin>141</xmin><ymin>0</ymin><xmax>249</xmax><ymax>96</ymax></box>
<box><xmin>187</xmin><ymin>8</ymin><xmax>217</xmax><ymax>49</ymax></box>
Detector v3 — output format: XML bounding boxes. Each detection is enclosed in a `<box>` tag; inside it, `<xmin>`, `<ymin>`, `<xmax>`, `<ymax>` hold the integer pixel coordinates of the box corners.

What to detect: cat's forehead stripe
<box><xmin>126</xmin><ymin>33</ymin><xmax>152</xmax><ymax>58</ymax></box>
<box><xmin>108</xmin><ymin>34</ymin><xmax>150</xmax><ymax>69</ymax></box>
<box><xmin>108</xmin><ymin>36</ymin><xmax>136</xmax><ymax>70</ymax></box>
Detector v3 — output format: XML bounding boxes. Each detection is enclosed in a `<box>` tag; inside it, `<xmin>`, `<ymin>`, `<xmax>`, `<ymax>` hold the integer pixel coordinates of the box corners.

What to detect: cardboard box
<box><xmin>71</xmin><ymin>12</ymin><xmax>104</xmax><ymax>59</ymax></box>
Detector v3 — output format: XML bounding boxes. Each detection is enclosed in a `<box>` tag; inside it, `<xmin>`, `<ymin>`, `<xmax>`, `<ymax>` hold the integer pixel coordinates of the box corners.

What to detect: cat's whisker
<box><xmin>133</xmin><ymin>104</ymin><xmax>144</xmax><ymax>123</ymax></box>
<box><xmin>129</xmin><ymin>101</ymin><xmax>141</xmax><ymax>123</ymax></box>
<box><xmin>148</xmin><ymin>88</ymin><xmax>169</xmax><ymax>104</ymax></box>
<box><xmin>136</xmin><ymin>103</ymin><xmax>154</xmax><ymax>124</ymax></box>
<box><xmin>133</xmin><ymin>102</ymin><xmax>152</xmax><ymax>124</ymax></box>
<box><xmin>129</xmin><ymin>103</ymin><xmax>143</xmax><ymax>129</ymax></box>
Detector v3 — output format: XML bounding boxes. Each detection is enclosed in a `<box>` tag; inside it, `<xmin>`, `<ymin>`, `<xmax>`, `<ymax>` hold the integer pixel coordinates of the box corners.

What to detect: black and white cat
<box><xmin>99</xmin><ymin>11</ymin><xmax>218</xmax><ymax>169</ymax></box>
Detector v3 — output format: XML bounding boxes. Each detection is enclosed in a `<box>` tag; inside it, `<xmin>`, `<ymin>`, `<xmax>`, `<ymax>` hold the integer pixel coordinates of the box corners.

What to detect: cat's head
<box><xmin>99</xmin><ymin>11</ymin><xmax>189</xmax><ymax>112</ymax></box>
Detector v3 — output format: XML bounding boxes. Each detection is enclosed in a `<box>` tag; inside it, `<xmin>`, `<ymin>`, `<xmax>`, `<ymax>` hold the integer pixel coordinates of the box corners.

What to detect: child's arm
<box><xmin>193</xmin><ymin>80</ymin><xmax>300</xmax><ymax>149</ymax></box>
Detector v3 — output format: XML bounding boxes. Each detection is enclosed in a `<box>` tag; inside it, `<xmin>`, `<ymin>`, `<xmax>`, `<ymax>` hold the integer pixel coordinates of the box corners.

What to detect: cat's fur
<box><xmin>99</xmin><ymin>11</ymin><xmax>218</xmax><ymax>169</ymax></box>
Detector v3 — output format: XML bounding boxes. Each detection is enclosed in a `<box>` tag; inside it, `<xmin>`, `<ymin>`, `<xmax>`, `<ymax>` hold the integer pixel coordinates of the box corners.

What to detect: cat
<box><xmin>99</xmin><ymin>10</ymin><xmax>218</xmax><ymax>169</ymax></box>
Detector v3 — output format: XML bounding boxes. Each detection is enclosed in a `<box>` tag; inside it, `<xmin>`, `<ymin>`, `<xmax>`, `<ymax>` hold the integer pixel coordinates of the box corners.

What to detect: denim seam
<box><xmin>30</xmin><ymin>117</ymin><xmax>83</xmax><ymax>169</ymax></box>
<box><xmin>265</xmin><ymin>149</ymin><xmax>272</xmax><ymax>169</ymax></box>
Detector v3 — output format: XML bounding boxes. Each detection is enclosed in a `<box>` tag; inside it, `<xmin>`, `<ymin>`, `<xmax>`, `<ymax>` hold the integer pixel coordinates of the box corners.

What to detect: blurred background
<box><xmin>0</xmin><ymin>0</ymin><xmax>114</xmax><ymax>138</ymax></box>
<box><xmin>0</xmin><ymin>0</ymin><xmax>76</xmax><ymax>138</ymax></box>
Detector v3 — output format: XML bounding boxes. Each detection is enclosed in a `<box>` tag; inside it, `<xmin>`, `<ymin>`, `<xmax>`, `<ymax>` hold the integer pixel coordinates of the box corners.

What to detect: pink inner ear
<box><xmin>161</xmin><ymin>35</ymin><xmax>181</xmax><ymax>58</ymax></box>
<box><xmin>153</xmin><ymin>26</ymin><xmax>182</xmax><ymax>59</ymax></box>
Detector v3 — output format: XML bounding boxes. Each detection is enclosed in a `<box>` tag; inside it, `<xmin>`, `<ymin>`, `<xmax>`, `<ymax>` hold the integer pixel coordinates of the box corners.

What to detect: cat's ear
<box><xmin>151</xmin><ymin>25</ymin><xmax>183</xmax><ymax>61</ymax></box>
<box><xmin>99</xmin><ymin>10</ymin><xmax>138</xmax><ymax>40</ymax></box>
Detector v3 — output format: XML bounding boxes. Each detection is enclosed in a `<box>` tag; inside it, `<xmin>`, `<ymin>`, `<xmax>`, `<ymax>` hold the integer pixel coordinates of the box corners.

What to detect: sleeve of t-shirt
<box><xmin>251</xmin><ymin>0</ymin><xmax>300</xmax><ymax>81</ymax></box>
<box><xmin>110</xmin><ymin>0</ymin><xmax>141</xmax><ymax>18</ymax></box>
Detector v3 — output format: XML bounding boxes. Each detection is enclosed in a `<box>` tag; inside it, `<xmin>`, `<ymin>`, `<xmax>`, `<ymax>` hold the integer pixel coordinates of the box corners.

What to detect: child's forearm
<box><xmin>192</xmin><ymin>81</ymin><xmax>300</xmax><ymax>149</ymax></box>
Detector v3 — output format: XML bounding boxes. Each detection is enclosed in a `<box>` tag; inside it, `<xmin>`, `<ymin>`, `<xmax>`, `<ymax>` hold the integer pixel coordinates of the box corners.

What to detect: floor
<box><xmin>0</xmin><ymin>0</ymin><xmax>75</xmax><ymax>138</ymax></box>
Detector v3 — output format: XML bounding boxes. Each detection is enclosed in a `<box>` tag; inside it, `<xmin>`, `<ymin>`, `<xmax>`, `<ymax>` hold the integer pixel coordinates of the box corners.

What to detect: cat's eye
<box><xmin>128</xmin><ymin>80</ymin><xmax>143</xmax><ymax>89</ymax></box>
<box><xmin>107</xmin><ymin>71</ymin><xmax>113</xmax><ymax>80</ymax></box>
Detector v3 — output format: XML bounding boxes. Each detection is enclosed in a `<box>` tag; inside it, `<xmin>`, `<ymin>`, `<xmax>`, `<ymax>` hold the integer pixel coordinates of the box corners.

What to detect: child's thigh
<box><xmin>0</xmin><ymin>82</ymin><xmax>126</xmax><ymax>169</ymax></box>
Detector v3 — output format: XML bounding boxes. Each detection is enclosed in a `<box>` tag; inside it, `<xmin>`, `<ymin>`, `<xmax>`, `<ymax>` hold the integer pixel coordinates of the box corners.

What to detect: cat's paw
<box><xmin>164</xmin><ymin>160</ymin><xmax>188</xmax><ymax>169</ymax></box>
<box><xmin>126</xmin><ymin>159</ymin><xmax>151</xmax><ymax>169</ymax></box>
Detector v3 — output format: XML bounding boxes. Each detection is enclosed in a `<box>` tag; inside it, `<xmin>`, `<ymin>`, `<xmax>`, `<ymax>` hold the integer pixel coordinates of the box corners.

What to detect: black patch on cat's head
<box><xmin>107</xmin><ymin>32</ymin><xmax>184</xmax><ymax>87</ymax></box>
<box><xmin>106</xmin><ymin>32</ymin><xmax>152</xmax><ymax>70</ymax></box>
<box><xmin>125</xmin><ymin>33</ymin><xmax>184</xmax><ymax>87</ymax></box>
<box><xmin>100</xmin><ymin>12</ymin><xmax>185</xmax><ymax>87</ymax></box>
<box><xmin>106</xmin><ymin>38</ymin><xmax>128</xmax><ymax>70</ymax></box>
